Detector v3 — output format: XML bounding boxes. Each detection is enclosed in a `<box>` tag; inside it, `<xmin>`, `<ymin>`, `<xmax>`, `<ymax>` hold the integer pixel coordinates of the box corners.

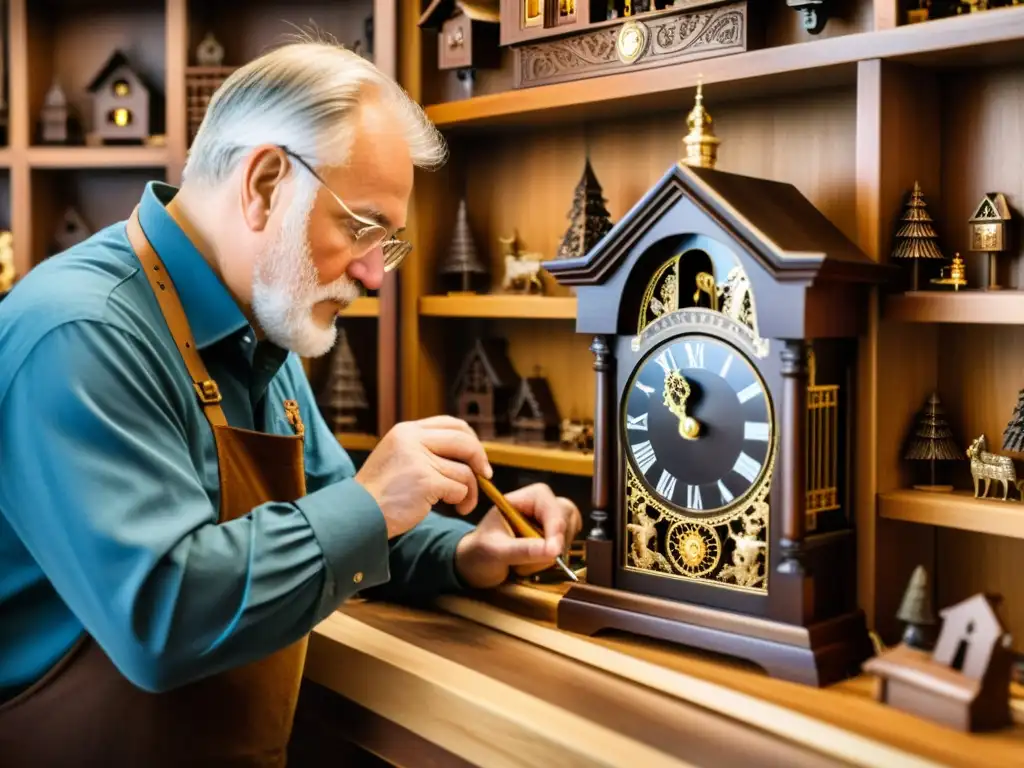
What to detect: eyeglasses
<box><xmin>279</xmin><ymin>146</ymin><xmax>412</xmax><ymax>272</ymax></box>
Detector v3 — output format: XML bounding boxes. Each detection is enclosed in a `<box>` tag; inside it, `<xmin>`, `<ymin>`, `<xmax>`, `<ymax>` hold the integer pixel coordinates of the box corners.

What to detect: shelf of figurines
<box><xmin>417</xmin><ymin>1</ymin><xmax>1024</xmax><ymax>131</ymax></box>
<box><xmin>882</xmin><ymin>185</ymin><xmax>1024</xmax><ymax>325</ymax></box>
<box><xmin>429</xmin><ymin>162</ymin><xmax>611</xmax><ymax>318</ymax></box>
<box><xmin>878</xmin><ymin>390</ymin><xmax>1024</xmax><ymax>541</ymax></box>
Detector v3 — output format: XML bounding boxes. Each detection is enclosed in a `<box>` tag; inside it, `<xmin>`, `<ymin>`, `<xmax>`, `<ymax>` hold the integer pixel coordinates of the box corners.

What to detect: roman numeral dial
<box><xmin>623</xmin><ymin>333</ymin><xmax>774</xmax><ymax>515</ymax></box>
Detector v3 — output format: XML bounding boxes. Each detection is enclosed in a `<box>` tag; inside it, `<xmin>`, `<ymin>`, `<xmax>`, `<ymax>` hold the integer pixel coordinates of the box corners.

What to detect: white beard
<box><xmin>250</xmin><ymin>175</ymin><xmax>362</xmax><ymax>358</ymax></box>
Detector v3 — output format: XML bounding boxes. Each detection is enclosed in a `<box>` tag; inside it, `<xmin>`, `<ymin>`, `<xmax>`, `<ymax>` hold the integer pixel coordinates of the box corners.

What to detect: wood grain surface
<box><xmin>451</xmin><ymin>583</ymin><xmax>1024</xmax><ymax>768</ymax></box>
<box><xmin>307</xmin><ymin>600</ymin><xmax>850</xmax><ymax>767</ymax></box>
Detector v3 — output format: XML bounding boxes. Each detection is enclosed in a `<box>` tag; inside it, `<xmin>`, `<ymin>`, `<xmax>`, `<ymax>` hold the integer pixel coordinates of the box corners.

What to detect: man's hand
<box><xmin>355</xmin><ymin>416</ymin><xmax>493</xmax><ymax>539</ymax></box>
<box><xmin>454</xmin><ymin>483</ymin><xmax>583</xmax><ymax>590</ymax></box>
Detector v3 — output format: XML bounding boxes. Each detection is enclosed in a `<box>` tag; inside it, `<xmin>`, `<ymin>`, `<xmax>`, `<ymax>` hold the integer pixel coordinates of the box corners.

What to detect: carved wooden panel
<box><xmin>513</xmin><ymin>2</ymin><xmax>750</xmax><ymax>89</ymax></box>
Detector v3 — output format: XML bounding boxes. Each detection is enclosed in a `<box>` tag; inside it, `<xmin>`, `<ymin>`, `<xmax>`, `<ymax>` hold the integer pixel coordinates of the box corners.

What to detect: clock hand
<box><xmin>662</xmin><ymin>370</ymin><xmax>701</xmax><ymax>440</ymax></box>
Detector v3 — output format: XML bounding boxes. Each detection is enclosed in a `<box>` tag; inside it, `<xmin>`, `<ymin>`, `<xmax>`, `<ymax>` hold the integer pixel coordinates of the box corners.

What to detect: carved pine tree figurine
<box><xmin>904</xmin><ymin>391</ymin><xmax>960</xmax><ymax>492</ymax></box>
<box><xmin>555</xmin><ymin>159</ymin><xmax>614</xmax><ymax>261</ymax></box>
<box><xmin>1003</xmin><ymin>389</ymin><xmax>1024</xmax><ymax>453</ymax></box>
<box><xmin>321</xmin><ymin>326</ymin><xmax>370</xmax><ymax>433</ymax></box>
<box><xmin>896</xmin><ymin>565</ymin><xmax>936</xmax><ymax>651</ymax></box>
<box><xmin>891</xmin><ymin>181</ymin><xmax>944</xmax><ymax>291</ymax></box>
<box><xmin>439</xmin><ymin>198</ymin><xmax>489</xmax><ymax>295</ymax></box>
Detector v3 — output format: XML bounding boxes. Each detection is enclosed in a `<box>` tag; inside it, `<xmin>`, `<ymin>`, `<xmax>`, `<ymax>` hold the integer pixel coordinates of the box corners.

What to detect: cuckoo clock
<box><xmin>451</xmin><ymin>338</ymin><xmax>520</xmax><ymax>439</ymax></box>
<box><xmin>544</xmin><ymin>162</ymin><xmax>896</xmax><ymax>686</ymax></box>
<box><xmin>87</xmin><ymin>50</ymin><xmax>160</xmax><ymax>144</ymax></box>
<box><xmin>419</xmin><ymin>0</ymin><xmax>501</xmax><ymax>72</ymax></box>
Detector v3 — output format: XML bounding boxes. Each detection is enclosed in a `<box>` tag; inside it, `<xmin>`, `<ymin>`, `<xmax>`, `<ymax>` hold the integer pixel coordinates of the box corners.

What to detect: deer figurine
<box><xmin>967</xmin><ymin>434</ymin><xmax>1017</xmax><ymax>501</ymax></box>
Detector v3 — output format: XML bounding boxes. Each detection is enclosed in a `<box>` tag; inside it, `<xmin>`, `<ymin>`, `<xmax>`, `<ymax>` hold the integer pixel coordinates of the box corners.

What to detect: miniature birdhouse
<box><xmin>39</xmin><ymin>81</ymin><xmax>72</xmax><ymax>144</ymax></box>
<box><xmin>87</xmin><ymin>50</ymin><xmax>158</xmax><ymax>144</ymax></box>
<box><xmin>450</xmin><ymin>338</ymin><xmax>520</xmax><ymax>439</ymax></box>
<box><xmin>864</xmin><ymin>593</ymin><xmax>1014</xmax><ymax>732</ymax></box>
<box><xmin>195</xmin><ymin>32</ymin><xmax>225</xmax><ymax>67</ymax></box>
<box><xmin>418</xmin><ymin>0</ymin><xmax>501</xmax><ymax>71</ymax></box>
<box><xmin>52</xmin><ymin>207</ymin><xmax>92</xmax><ymax>255</ymax></box>
<box><xmin>509</xmin><ymin>372</ymin><xmax>561</xmax><ymax>444</ymax></box>
<box><xmin>969</xmin><ymin>193</ymin><xmax>1011</xmax><ymax>253</ymax></box>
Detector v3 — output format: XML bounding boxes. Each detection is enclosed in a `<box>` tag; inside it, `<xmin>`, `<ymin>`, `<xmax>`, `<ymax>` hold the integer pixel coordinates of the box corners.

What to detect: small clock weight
<box><xmin>545</xmin><ymin>162</ymin><xmax>897</xmax><ymax>687</ymax></box>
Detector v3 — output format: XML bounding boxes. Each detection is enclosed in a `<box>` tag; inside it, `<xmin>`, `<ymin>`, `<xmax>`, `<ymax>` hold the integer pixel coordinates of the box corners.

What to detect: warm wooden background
<box><xmin>9</xmin><ymin>0</ymin><xmax>1024</xmax><ymax>651</ymax></box>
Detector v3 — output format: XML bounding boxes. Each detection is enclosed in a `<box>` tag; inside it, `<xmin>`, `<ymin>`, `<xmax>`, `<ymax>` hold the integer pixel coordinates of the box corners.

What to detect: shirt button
<box><xmin>242</xmin><ymin>335</ymin><xmax>251</xmax><ymax>344</ymax></box>
<box><xmin>353</xmin><ymin>572</ymin><xmax>364</xmax><ymax>584</ymax></box>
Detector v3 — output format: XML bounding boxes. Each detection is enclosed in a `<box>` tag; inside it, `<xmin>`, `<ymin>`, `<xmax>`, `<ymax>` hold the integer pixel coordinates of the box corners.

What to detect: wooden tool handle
<box><xmin>476</xmin><ymin>474</ymin><xmax>542</xmax><ymax>539</ymax></box>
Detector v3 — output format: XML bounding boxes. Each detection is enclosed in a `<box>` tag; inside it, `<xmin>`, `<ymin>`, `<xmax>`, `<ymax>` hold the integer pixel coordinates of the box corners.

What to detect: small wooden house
<box><xmin>509</xmin><ymin>374</ymin><xmax>561</xmax><ymax>443</ymax></box>
<box><xmin>87</xmin><ymin>50</ymin><xmax>160</xmax><ymax>144</ymax></box>
<box><xmin>418</xmin><ymin>0</ymin><xmax>500</xmax><ymax>71</ymax></box>
<box><xmin>864</xmin><ymin>593</ymin><xmax>1013</xmax><ymax>732</ymax></box>
<box><xmin>451</xmin><ymin>338</ymin><xmax>520</xmax><ymax>439</ymax></box>
<box><xmin>40</xmin><ymin>81</ymin><xmax>72</xmax><ymax>144</ymax></box>
<box><xmin>968</xmin><ymin>192</ymin><xmax>1012</xmax><ymax>253</ymax></box>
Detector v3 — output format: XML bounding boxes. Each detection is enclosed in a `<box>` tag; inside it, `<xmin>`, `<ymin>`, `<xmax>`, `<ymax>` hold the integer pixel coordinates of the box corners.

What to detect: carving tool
<box><xmin>476</xmin><ymin>473</ymin><xmax>579</xmax><ymax>582</ymax></box>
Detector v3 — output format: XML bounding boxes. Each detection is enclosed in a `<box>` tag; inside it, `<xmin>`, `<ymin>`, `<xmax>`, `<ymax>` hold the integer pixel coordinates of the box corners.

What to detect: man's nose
<box><xmin>347</xmin><ymin>245</ymin><xmax>385</xmax><ymax>290</ymax></box>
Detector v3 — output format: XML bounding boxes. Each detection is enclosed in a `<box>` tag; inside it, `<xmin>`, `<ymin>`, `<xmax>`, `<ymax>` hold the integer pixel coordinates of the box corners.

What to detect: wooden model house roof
<box><xmin>863</xmin><ymin>643</ymin><xmax>982</xmax><ymax>704</ymax></box>
<box><xmin>450</xmin><ymin>338</ymin><xmax>520</xmax><ymax>398</ymax></box>
<box><xmin>419</xmin><ymin>0</ymin><xmax>500</xmax><ymax>28</ymax></box>
<box><xmin>87</xmin><ymin>50</ymin><xmax>161</xmax><ymax>95</ymax></box>
<box><xmin>510</xmin><ymin>376</ymin><xmax>561</xmax><ymax>424</ymax></box>
<box><xmin>545</xmin><ymin>162</ymin><xmax>892</xmax><ymax>287</ymax></box>
<box><xmin>933</xmin><ymin>594</ymin><xmax>1009</xmax><ymax>680</ymax></box>
<box><xmin>969</xmin><ymin>193</ymin><xmax>1011</xmax><ymax>223</ymax></box>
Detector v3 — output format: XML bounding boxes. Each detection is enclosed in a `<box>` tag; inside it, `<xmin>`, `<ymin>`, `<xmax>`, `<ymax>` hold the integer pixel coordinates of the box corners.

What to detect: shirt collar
<box><xmin>136</xmin><ymin>181</ymin><xmax>250</xmax><ymax>349</ymax></box>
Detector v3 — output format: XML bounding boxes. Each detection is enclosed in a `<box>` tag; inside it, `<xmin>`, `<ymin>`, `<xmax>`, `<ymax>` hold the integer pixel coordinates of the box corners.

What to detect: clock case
<box><xmin>545</xmin><ymin>162</ymin><xmax>897</xmax><ymax>686</ymax></box>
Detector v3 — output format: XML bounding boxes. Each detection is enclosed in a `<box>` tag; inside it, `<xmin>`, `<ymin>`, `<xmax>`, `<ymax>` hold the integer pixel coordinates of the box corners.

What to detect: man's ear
<box><xmin>240</xmin><ymin>146</ymin><xmax>289</xmax><ymax>232</ymax></box>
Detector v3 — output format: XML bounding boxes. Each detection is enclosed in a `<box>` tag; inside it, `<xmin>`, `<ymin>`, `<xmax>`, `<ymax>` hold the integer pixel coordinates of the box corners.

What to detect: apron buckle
<box><xmin>194</xmin><ymin>380</ymin><xmax>223</xmax><ymax>405</ymax></box>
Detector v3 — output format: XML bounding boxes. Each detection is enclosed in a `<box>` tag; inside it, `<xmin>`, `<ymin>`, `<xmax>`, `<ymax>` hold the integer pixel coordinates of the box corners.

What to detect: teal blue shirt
<box><xmin>0</xmin><ymin>182</ymin><xmax>474</xmax><ymax>701</ymax></box>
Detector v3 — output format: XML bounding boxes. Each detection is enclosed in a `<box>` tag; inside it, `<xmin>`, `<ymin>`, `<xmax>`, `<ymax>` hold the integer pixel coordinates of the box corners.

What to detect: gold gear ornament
<box><xmin>666</xmin><ymin>521</ymin><xmax>721</xmax><ymax>577</ymax></box>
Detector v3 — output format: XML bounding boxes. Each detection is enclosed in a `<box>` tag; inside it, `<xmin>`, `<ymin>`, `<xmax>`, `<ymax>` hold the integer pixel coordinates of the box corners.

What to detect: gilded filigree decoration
<box><xmin>623</xmin><ymin>445</ymin><xmax>774</xmax><ymax>594</ymax></box>
<box><xmin>516</xmin><ymin>4</ymin><xmax>747</xmax><ymax>88</ymax></box>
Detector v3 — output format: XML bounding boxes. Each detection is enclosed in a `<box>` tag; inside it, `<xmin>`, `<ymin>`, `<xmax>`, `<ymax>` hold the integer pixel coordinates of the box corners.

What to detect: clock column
<box><xmin>587</xmin><ymin>335</ymin><xmax>614</xmax><ymax>587</ymax></box>
<box><xmin>776</xmin><ymin>339</ymin><xmax>813</xmax><ymax>625</ymax></box>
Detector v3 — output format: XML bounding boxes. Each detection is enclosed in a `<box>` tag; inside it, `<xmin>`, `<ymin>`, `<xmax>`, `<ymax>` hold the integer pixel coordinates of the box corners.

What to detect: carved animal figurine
<box><xmin>502</xmin><ymin>252</ymin><xmax>544</xmax><ymax>293</ymax></box>
<box><xmin>967</xmin><ymin>434</ymin><xmax>1017</xmax><ymax>501</ymax></box>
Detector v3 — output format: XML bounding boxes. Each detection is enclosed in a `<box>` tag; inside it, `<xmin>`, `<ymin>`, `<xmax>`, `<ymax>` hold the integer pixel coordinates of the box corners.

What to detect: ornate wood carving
<box><xmin>513</xmin><ymin>2</ymin><xmax>750</xmax><ymax>89</ymax></box>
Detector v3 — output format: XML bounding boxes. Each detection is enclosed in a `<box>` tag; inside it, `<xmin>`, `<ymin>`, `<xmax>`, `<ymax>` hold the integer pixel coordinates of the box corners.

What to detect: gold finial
<box><xmin>681</xmin><ymin>80</ymin><xmax>720</xmax><ymax>169</ymax></box>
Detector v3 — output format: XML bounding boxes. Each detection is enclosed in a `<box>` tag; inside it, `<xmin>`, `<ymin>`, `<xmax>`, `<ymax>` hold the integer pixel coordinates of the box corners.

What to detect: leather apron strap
<box><xmin>125</xmin><ymin>206</ymin><xmax>229</xmax><ymax>429</ymax></box>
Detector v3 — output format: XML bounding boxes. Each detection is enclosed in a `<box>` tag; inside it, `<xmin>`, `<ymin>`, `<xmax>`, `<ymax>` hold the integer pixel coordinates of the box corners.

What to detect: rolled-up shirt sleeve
<box><xmin>0</xmin><ymin>319</ymin><xmax>391</xmax><ymax>693</ymax></box>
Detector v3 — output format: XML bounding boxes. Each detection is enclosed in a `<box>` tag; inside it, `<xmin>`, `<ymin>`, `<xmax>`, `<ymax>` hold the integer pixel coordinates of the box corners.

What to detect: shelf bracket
<box><xmin>787</xmin><ymin>0</ymin><xmax>831</xmax><ymax>35</ymax></box>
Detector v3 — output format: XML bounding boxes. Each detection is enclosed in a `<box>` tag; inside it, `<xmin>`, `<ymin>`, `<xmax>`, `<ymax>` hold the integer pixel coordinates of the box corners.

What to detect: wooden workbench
<box><xmin>298</xmin><ymin>583</ymin><xmax>1024</xmax><ymax>767</ymax></box>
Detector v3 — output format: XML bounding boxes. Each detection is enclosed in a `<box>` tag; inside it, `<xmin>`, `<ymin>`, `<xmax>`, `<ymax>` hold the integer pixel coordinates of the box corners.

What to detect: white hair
<box><xmin>182</xmin><ymin>34</ymin><xmax>447</xmax><ymax>184</ymax></box>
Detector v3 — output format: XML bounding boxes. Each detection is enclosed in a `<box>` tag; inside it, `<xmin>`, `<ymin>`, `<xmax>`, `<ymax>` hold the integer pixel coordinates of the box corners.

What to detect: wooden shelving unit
<box><xmin>419</xmin><ymin>294</ymin><xmax>577</xmax><ymax>319</ymax></box>
<box><xmin>482</xmin><ymin>440</ymin><xmax>593</xmax><ymax>477</ymax></box>
<box><xmin>336</xmin><ymin>432</ymin><xmax>379</xmax><ymax>452</ymax></box>
<box><xmin>883</xmin><ymin>290</ymin><xmax>1024</xmax><ymax>324</ymax></box>
<box><xmin>4</xmin><ymin>0</ymin><xmax>398</xmax><ymax>451</ymax></box>
<box><xmin>879</xmin><ymin>489</ymin><xmax>1024</xmax><ymax>541</ymax></box>
<box><xmin>398</xmin><ymin>0</ymin><xmax>1024</xmax><ymax>652</ymax></box>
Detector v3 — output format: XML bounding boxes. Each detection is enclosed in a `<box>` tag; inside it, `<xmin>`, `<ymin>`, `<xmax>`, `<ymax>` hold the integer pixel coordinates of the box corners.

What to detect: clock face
<box><xmin>623</xmin><ymin>333</ymin><xmax>774</xmax><ymax>516</ymax></box>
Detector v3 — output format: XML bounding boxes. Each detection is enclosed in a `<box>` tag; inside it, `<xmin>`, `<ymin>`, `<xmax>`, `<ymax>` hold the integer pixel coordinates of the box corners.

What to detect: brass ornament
<box><xmin>666</xmin><ymin>521</ymin><xmax>721</xmax><ymax>577</ymax></box>
<box><xmin>681</xmin><ymin>81</ymin><xmax>720</xmax><ymax>170</ymax></box>
<box><xmin>930</xmin><ymin>252</ymin><xmax>967</xmax><ymax>291</ymax></box>
<box><xmin>615</xmin><ymin>20</ymin><xmax>648</xmax><ymax>65</ymax></box>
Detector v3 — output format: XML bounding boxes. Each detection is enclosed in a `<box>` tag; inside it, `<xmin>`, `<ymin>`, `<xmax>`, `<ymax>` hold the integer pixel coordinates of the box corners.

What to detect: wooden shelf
<box><xmin>419</xmin><ymin>294</ymin><xmax>577</xmax><ymax>320</ymax></box>
<box><xmin>883</xmin><ymin>290</ymin><xmax>1024</xmax><ymax>324</ymax></box>
<box><xmin>26</xmin><ymin>146</ymin><xmax>170</xmax><ymax>170</ymax></box>
<box><xmin>878</xmin><ymin>488</ymin><xmax>1024</xmax><ymax>540</ymax></box>
<box><xmin>337</xmin><ymin>432</ymin><xmax>379</xmax><ymax>452</ymax></box>
<box><xmin>338</xmin><ymin>296</ymin><xmax>380</xmax><ymax>318</ymax></box>
<box><xmin>482</xmin><ymin>440</ymin><xmax>593</xmax><ymax>476</ymax></box>
<box><xmin>423</xmin><ymin>7</ymin><xmax>1024</xmax><ymax>131</ymax></box>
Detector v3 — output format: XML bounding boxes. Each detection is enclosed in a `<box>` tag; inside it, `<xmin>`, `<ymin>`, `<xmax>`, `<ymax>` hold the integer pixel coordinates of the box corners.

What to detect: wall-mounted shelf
<box><xmin>482</xmin><ymin>440</ymin><xmax>593</xmax><ymax>477</ymax></box>
<box><xmin>339</xmin><ymin>297</ymin><xmax>380</xmax><ymax>318</ymax></box>
<box><xmin>337</xmin><ymin>432</ymin><xmax>379</xmax><ymax>452</ymax></box>
<box><xmin>883</xmin><ymin>291</ymin><xmax>1024</xmax><ymax>325</ymax></box>
<box><xmin>423</xmin><ymin>7</ymin><xmax>1024</xmax><ymax>132</ymax></box>
<box><xmin>26</xmin><ymin>146</ymin><xmax>170</xmax><ymax>170</ymax></box>
<box><xmin>879</xmin><ymin>489</ymin><xmax>1024</xmax><ymax>540</ymax></box>
<box><xmin>419</xmin><ymin>294</ymin><xmax>577</xmax><ymax>320</ymax></box>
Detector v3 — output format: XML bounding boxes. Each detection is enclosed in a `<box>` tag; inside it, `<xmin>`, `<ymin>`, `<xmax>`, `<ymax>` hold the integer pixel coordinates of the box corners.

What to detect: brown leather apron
<box><xmin>0</xmin><ymin>208</ymin><xmax>311</xmax><ymax>767</ymax></box>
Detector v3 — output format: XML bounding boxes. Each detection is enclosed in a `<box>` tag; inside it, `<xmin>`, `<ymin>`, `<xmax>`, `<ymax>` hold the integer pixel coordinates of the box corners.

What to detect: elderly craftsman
<box><xmin>0</xmin><ymin>39</ymin><xmax>581</xmax><ymax>766</ymax></box>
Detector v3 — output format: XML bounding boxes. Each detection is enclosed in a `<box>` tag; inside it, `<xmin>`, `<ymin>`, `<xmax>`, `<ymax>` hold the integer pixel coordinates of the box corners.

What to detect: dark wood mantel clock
<box><xmin>544</xmin><ymin>163</ymin><xmax>895</xmax><ymax>687</ymax></box>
